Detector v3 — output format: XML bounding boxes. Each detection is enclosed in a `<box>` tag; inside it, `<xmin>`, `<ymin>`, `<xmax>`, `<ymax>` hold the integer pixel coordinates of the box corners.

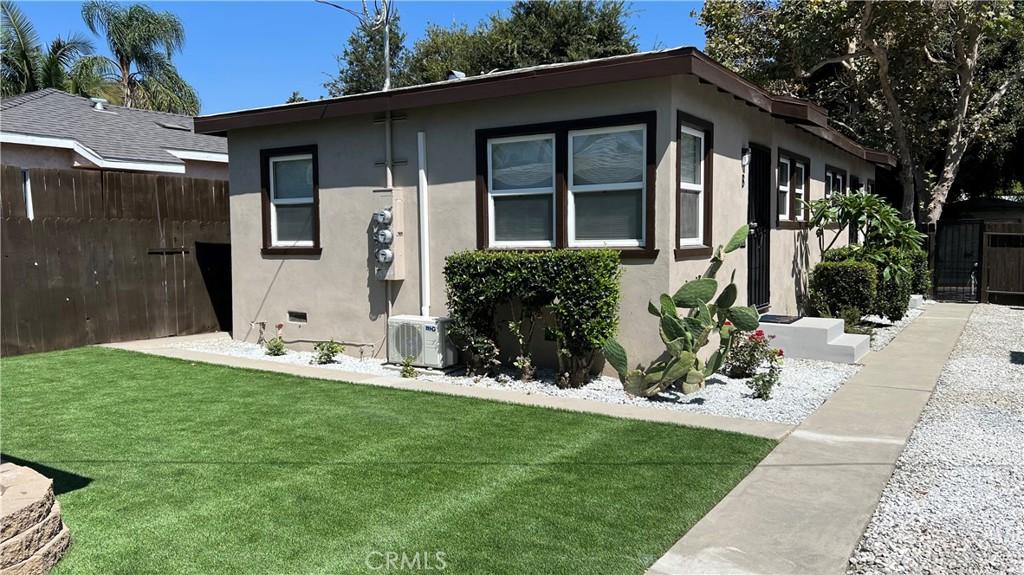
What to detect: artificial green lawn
<box><xmin>2</xmin><ymin>347</ymin><xmax>775</xmax><ymax>574</ymax></box>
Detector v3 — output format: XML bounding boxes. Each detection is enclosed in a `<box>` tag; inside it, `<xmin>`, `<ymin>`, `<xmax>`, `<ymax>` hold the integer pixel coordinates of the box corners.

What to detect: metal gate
<box><xmin>747</xmin><ymin>144</ymin><xmax>771</xmax><ymax>310</ymax></box>
<box><xmin>933</xmin><ymin>221</ymin><xmax>982</xmax><ymax>302</ymax></box>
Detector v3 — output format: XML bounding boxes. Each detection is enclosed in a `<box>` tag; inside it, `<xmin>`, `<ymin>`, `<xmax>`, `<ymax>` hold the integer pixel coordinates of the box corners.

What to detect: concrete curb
<box><xmin>102</xmin><ymin>339</ymin><xmax>793</xmax><ymax>441</ymax></box>
<box><xmin>646</xmin><ymin>303</ymin><xmax>975</xmax><ymax>575</ymax></box>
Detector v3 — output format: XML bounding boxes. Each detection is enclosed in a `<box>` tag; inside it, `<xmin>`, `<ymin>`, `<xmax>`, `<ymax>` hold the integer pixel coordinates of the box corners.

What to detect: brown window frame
<box><xmin>475</xmin><ymin>111</ymin><xmax>658</xmax><ymax>260</ymax></box>
<box><xmin>259</xmin><ymin>144</ymin><xmax>322</xmax><ymax>256</ymax></box>
<box><xmin>675</xmin><ymin>111</ymin><xmax>714</xmax><ymax>260</ymax></box>
<box><xmin>777</xmin><ymin>148</ymin><xmax>810</xmax><ymax>229</ymax></box>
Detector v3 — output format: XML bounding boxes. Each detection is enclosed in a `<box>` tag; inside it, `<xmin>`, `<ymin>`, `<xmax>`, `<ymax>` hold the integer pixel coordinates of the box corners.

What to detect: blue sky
<box><xmin>17</xmin><ymin>1</ymin><xmax>706</xmax><ymax>115</ymax></box>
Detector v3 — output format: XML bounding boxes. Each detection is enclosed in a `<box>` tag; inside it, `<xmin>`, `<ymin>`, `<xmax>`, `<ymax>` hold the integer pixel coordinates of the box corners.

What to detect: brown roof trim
<box><xmin>195</xmin><ymin>47</ymin><xmax>894</xmax><ymax>167</ymax></box>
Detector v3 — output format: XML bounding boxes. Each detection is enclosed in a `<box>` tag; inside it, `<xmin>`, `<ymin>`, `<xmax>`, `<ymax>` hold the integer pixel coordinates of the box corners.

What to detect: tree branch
<box><xmin>801</xmin><ymin>51</ymin><xmax>869</xmax><ymax>78</ymax></box>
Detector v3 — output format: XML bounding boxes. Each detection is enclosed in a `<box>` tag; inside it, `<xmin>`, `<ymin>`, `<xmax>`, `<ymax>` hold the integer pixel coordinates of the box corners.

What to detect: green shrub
<box><xmin>265</xmin><ymin>337</ymin><xmax>286</xmax><ymax>356</ymax></box>
<box><xmin>909</xmin><ymin>250</ymin><xmax>930</xmax><ymax>294</ymax></box>
<box><xmin>809</xmin><ymin>260</ymin><xmax>878</xmax><ymax>318</ymax></box>
<box><xmin>821</xmin><ymin>245</ymin><xmax>914</xmax><ymax>322</ymax></box>
<box><xmin>723</xmin><ymin>329</ymin><xmax>782</xmax><ymax>379</ymax></box>
<box><xmin>400</xmin><ymin>356</ymin><xmax>416</xmax><ymax>378</ymax></box>
<box><xmin>311</xmin><ymin>339</ymin><xmax>343</xmax><ymax>364</ymax></box>
<box><xmin>443</xmin><ymin>249</ymin><xmax>621</xmax><ymax>388</ymax></box>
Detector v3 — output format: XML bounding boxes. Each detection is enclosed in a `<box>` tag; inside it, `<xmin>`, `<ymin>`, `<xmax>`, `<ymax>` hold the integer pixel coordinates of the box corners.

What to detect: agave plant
<box><xmin>603</xmin><ymin>225</ymin><xmax>761</xmax><ymax>398</ymax></box>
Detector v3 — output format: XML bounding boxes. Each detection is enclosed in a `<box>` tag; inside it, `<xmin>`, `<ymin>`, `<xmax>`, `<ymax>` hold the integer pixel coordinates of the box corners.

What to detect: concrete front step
<box><xmin>760</xmin><ymin>317</ymin><xmax>869</xmax><ymax>364</ymax></box>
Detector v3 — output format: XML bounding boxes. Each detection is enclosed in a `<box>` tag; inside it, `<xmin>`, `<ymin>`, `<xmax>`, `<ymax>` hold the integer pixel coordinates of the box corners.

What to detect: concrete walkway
<box><xmin>103</xmin><ymin>334</ymin><xmax>791</xmax><ymax>441</ymax></box>
<box><xmin>647</xmin><ymin>302</ymin><xmax>975</xmax><ymax>575</ymax></box>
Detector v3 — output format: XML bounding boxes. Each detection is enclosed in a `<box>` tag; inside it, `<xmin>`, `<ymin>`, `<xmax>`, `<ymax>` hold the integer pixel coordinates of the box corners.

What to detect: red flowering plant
<box><xmin>722</xmin><ymin>329</ymin><xmax>785</xmax><ymax>400</ymax></box>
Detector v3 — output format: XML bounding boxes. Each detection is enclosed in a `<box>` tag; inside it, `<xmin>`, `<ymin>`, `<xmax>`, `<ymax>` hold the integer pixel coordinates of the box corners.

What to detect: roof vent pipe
<box><xmin>445</xmin><ymin>70</ymin><xmax>466</xmax><ymax>81</ymax></box>
<box><xmin>89</xmin><ymin>97</ymin><xmax>108</xmax><ymax>111</ymax></box>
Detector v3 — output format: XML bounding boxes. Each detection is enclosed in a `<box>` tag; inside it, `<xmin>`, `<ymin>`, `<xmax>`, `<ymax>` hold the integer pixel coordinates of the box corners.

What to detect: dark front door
<box><xmin>747</xmin><ymin>144</ymin><xmax>771</xmax><ymax>310</ymax></box>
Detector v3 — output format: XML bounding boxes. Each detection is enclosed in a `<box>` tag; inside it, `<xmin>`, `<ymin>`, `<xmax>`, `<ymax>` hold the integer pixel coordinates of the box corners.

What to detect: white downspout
<box><xmin>417</xmin><ymin>131</ymin><xmax>430</xmax><ymax>317</ymax></box>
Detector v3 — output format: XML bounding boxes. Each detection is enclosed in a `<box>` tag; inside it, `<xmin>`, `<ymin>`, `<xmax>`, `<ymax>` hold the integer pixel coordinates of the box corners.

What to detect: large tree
<box><xmin>1</xmin><ymin>0</ymin><xmax>94</xmax><ymax>97</ymax></box>
<box><xmin>405</xmin><ymin>0</ymin><xmax>637</xmax><ymax>85</ymax></box>
<box><xmin>698</xmin><ymin>0</ymin><xmax>1024</xmax><ymax>223</ymax></box>
<box><xmin>323</xmin><ymin>5</ymin><xmax>408</xmax><ymax>96</ymax></box>
<box><xmin>73</xmin><ymin>1</ymin><xmax>199</xmax><ymax>114</ymax></box>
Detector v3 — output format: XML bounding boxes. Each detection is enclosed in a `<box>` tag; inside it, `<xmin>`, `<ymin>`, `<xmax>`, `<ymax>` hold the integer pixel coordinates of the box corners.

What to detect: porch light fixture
<box><xmin>741</xmin><ymin>147</ymin><xmax>751</xmax><ymax>168</ymax></box>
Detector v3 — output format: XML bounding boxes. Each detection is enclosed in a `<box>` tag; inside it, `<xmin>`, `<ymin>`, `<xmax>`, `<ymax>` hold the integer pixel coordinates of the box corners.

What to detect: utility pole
<box><xmin>315</xmin><ymin>0</ymin><xmax>393</xmax><ymax>91</ymax></box>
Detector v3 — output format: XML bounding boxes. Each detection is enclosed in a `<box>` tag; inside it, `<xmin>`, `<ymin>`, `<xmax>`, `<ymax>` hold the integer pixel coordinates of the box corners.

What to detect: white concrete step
<box><xmin>759</xmin><ymin>318</ymin><xmax>869</xmax><ymax>364</ymax></box>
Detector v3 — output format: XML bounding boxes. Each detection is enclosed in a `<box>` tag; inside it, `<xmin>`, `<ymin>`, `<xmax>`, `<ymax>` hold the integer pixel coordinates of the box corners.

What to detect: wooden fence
<box><xmin>980</xmin><ymin>222</ymin><xmax>1024</xmax><ymax>304</ymax></box>
<box><xmin>1</xmin><ymin>165</ymin><xmax>231</xmax><ymax>356</ymax></box>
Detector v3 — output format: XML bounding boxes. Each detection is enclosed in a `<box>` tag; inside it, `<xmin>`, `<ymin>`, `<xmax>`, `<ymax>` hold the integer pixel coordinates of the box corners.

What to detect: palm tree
<box><xmin>1</xmin><ymin>1</ymin><xmax>94</xmax><ymax>97</ymax></box>
<box><xmin>74</xmin><ymin>1</ymin><xmax>199</xmax><ymax>114</ymax></box>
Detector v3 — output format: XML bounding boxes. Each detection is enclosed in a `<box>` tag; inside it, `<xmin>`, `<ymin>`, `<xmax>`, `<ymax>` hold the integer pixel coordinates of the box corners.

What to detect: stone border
<box><xmin>104</xmin><ymin>337</ymin><xmax>793</xmax><ymax>441</ymax></box>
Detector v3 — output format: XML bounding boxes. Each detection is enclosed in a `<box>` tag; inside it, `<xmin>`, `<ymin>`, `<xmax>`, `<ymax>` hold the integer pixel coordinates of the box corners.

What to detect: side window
<box><xmin>261</xmin><ymin>145</ymin><xmax>320</xmax><ymax>254</ymax></box>
<box><xmin>678</xmin><ymin>124</ymin><xmax>705</xmax><ymax>247</ymax></box>
<box><xmin>487</xmin><ymin>135</ymin><xmax>556</xmax><ymax>248</ymax></box>
<box><xmin>792</xmin><ymin>162</ymin><xmax>805</xmax><ymax>221</ymax></box>
<box><xmin>777</xmin><ymin>158</ymin><xmax>790</xmax><ymax>220</ymax></box>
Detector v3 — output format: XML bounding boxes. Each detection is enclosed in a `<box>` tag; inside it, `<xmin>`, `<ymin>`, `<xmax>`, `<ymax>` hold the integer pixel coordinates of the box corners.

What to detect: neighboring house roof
<box><xmin>1</xmin><ymin>88</ymin><xmax>228</xmax><ymax>173</ymax></box>
<box><xmin>194</xmin><ymin>46</ymin><xmax>895</xmax><ymax>167</ymax></box>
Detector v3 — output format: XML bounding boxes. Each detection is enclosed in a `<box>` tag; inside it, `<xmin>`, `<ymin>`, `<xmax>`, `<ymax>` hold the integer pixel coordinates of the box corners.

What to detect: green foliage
<box><xmin>808</xmin><ymin>192</ymin><xmax>925</xmax><ymax>256</ymax></box>
<box><xmin>909</xmin><ymin>249</ymin><xmax>930</xmax><ymax>294</ymax></box>
<box><xmin>264</xmin><ymin>337</ymin><xmax>286</xmax><ymax>357</ymax></box>
<box><xmin>723</xmin><ymin>329</ymin><xmax>782</xmax><ymax>379</ymax></box>
<box><xmin>747</xmin><ymin>359</ymin><xmax>783</xmax><ymax>401</ymax></box>
<box><xmin>323</xmin><ymin>5</ymin><xmax>408</xmax><ymax>96</ymax></box>
<box><xmin>285</xmin><ymin>90</ymin><xmax>307</xmax><ymax>103</ymax></box>
<box><xmin>820</xmin><ymin>246</ymin><xmax>912</xmax><ymax>322</ymax></box>
<box><xmin>403</xmin><ymin>1</ymin><xmax>637</xmax><ymax>85</ymax></box>
<box><xmin>1</xmin><ymin>1</ymin><xmax>95</xmax><ymax>97</ymax></box>
<box><xmin>400</xmin><ymin>355</ymin><xmax>416</xmax><ymax>378</ymax></box>
<box><xmin>311</xmin><ymin>339</ymin><xmax>344</xmax><ymax>365</ymax></box>
<box><xmin>698</xmin><ymin>0</ymin><xmax>1024</xmax><ymax>219</ymax></box>
<box><xmin>808</xmin><ymin>260</ymin><xmax>878</xmax><ymax>318</ymax></box>
<box><xmin>443</xmin><ymin>249</ymin><xmax>621</xmax><ymax>387</ymax></box>
<box><xmin>74</xmin><ymin>1</ymin><xmax>199</xmax><ymax>114</ymax></box>
<box><xmin>604</xmin><ymin>226</ymin><xmax>759</xmax><ymax>398</ymax></box>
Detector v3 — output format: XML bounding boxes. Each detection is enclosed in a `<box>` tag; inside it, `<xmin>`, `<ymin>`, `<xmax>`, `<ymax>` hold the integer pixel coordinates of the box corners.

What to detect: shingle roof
<box><xmin>1</xmin><ymin>89</ymin><xmax>226</xmax><ymax>165</ymax></box>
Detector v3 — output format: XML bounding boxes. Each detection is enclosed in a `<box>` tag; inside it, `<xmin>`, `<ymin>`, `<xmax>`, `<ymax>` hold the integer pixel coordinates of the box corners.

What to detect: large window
<box><xmin>476</xmin><ymin>112</ymin><xmax>656</xmax><ymax>256</ymax></box>
<box><xmin>568</xmin><ymin>125</ymin><xmax>645</xmax><ymax>247</ymax></box>
<box><xmin>260</xmin><ymin>145</ymin><xmax>320</xmax><ymax>254</ymax></box>
<box><xmin>676</xmin><ymin>111</ymin><xmax>714</xmax><ymax>257</ymax></box>
<box><xmin>488</xmin><ymin>134</ymin><xmax>556</xmax><ymax>247</ymax></box>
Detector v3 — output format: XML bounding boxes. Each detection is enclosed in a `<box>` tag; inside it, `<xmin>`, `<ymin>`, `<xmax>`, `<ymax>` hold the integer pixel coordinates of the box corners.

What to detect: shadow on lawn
<box><xmin>1</xmin><ymin>454</ymin><xmax>92</xmax><ymax>495</ymax></box>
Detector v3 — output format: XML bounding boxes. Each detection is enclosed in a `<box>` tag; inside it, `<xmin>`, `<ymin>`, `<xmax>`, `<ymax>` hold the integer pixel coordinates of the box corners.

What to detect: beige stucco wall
<box><xmin>225</xmin><ymin>74</ymin><xmax>879</xmax><ymax>367</ymax></box>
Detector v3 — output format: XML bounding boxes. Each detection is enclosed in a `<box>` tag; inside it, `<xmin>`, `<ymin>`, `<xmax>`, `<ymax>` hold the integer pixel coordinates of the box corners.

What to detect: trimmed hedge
<box><xmin>809</xmin><ymin>260</ymin><xmax>878</xmax><ymax>318</ymax></box>
<box><xmin>443</xmin><ymin>249</ymin><xmax>621</xmax><ymax>387</ymax></box>
<box><xmin>909</xmin><ymin>249</ymin><xmax>930</xmax><ymax>294</ymax></box>
<box><xmin>821</xmin><ymin>245</ymin><xmax>914</xmax><ymax>321</ymax></box>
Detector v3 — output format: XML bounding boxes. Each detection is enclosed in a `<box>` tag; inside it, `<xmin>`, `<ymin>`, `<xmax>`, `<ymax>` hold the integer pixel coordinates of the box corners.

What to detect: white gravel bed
<box><xmin>173</xmin><ymin>337</ymin><xmax>860</xmax><ymax>425</ymax></box>
<box><xmin>848</xmin><ymin>304</ymin><xmax>1024</xmax><ymax>575</ymax></box>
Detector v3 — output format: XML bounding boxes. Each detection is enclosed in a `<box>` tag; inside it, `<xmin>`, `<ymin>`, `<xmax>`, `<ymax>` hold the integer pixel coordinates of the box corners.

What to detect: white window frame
<box><xmin>826</xmin><ymin>169</ymin><xmax>846</xmax><ymax>197</ymax></box>
<box><xmin>567</xmin><ymin>124</ymin><xmax>646</xmax><ymax>248</ymax></box>
<box><xmin>678</xmin><ymin>124</ymin><xmax>704</xmax><ymax>247</ymax></box>
<box><xmin>778</xmin><ymin>157</ymin><xmax>790</xmax><ymax>220</ymax></box>
<box><xmin>269</xmin><ymin>153</ymin><xmax>315</xmax><ymax>248</ymax></box>
<box><xmin>793</xmin><ymin>162</ymin><xmax>805</xmax><ymax>221</ymax></box>
<box><xmin>486</xmin><ymin>133</ymin><xmax>557</xmax><ymax>248</ymax></box>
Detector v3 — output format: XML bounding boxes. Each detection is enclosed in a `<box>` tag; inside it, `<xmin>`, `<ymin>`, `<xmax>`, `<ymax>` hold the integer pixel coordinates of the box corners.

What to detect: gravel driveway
<box><xmin>848</xmin><ymin>304</ymin><xmax>1024</xmax><ymax>574</ymax></box>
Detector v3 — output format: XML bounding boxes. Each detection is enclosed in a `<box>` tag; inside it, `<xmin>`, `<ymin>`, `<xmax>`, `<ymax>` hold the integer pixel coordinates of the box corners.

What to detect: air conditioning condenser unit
<box><xmin>387</xmin><ymin>315</ymin><xmax>457</xmax><ymax>369</ymax></box>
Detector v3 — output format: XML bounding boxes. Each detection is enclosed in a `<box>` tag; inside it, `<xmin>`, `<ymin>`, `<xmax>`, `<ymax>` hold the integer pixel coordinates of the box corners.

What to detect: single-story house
<box><xmin>1</xmin><ymin>88</ymin><xmax>228</xmax><ymax>179</ymax></box>
<box><xmin>194</xmin><ymin>46</ymin><xmax>895</xmax><ymax>365</ymax></box>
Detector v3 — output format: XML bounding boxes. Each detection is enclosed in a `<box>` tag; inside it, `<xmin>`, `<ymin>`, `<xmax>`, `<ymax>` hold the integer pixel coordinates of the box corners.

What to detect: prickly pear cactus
<box><xmin>603</xmin><ymin>225</ymin><xmax>761</xmax><ymax>398</ymax></box>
